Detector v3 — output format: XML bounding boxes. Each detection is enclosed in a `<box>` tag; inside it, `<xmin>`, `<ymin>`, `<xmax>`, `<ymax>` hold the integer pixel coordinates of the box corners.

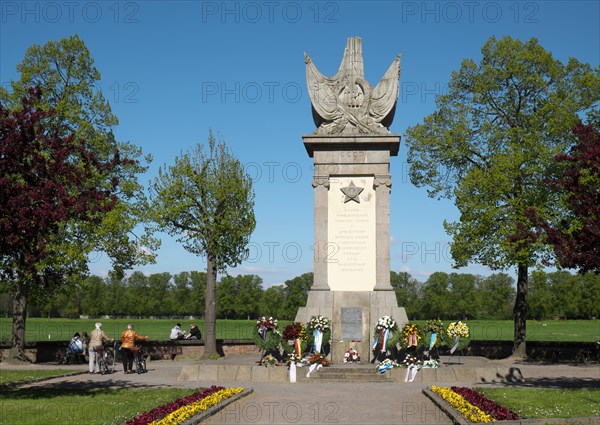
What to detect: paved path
<box><xmin>2</xmin><ymin>356</ymin><xmax>598</xmax><ymax>425</ymax></box>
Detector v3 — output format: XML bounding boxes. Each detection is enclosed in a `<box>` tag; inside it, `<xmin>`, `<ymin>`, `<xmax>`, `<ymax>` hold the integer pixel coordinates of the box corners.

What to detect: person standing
<box><xmin>88</xmin><ymin>323</ymin><xmax>111</xmax><ymax>374</ymax></box>
<box><xmin>120</xmin><ymin>323</ymin><xmax>148</xmax><ymax>374</ymax></box>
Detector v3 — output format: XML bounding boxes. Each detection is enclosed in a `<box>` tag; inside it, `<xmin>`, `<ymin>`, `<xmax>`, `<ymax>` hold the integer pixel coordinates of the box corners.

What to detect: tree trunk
<box><xmin>10</xmin><ymin>282</ymin><xmax>30</xmax><ymax>362</ymax></box>
<box><xmin>512</xmin><ymin>263</ymin><xmax>528</xmax><ymax>358</ymax></box>
<box><xmin>202</xmin><ymin>254</ymin><xmax>218</xmax><ymax>358</ymax></box>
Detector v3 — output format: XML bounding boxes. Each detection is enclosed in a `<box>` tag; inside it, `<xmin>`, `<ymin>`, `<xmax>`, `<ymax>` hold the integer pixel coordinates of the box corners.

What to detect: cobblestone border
<box><xmin>422</xmin><ymin>388</ymin><xmax>600</xmax><ymax>425</ymax></box>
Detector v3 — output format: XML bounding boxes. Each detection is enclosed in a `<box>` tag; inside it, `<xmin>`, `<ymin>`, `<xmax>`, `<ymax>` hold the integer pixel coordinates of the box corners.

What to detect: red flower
<box><xmin>125</xmin><ymin>386</ymin><xmax>225</xmax><ymax>425</ymax></box>
<box><xmin>450</xmin><ymin>387</ymin><xmax>520</xmax><ymax>421</ymax></box>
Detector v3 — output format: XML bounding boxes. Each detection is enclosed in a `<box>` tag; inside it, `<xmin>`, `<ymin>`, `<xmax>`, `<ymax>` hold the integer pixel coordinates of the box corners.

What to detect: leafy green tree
<box><xmin>281</xmin><ymin>272</ymin><xmax>312</xmax><ymax>319</ymax></box>
<box><xmin>478</xmin><ymin>273</ymin><xmax>515</xmax><ymax>319</ymax></box>
<box><xmin>548</xmin><ymin>271</ymin><xmax>580</xmax><ymax>319</ymax></box>
<box><xmin>1</xmin><ymin>36</ymin><xmax>156</xmax><ymax>360</ymax></box>
<box><xmin>580</xmin><ymin>272</ymin><xmax>600</xmax><ymax>319</ymax></box>
<box><xmin>391</xmin><ymin>271</ymin><xmax>420</xmax><ymax>316</ymax></box>
<box><xmin>259</xmin><ymin>285</ymin><xmax>286</xmax><ymax>318</ymax></box>
<box><xmin>528</xmin><ymin>271</ymin><xmax>553</xmax><ymax>320</ymax></box>
<box><xmin>189</xmin><ymin>271</ymin><xmax>207</xmax><ymax>318</ymax></box>
<box><xmin>1</xmin><ymin>88</ymin><xmax>127</xmax><ymax>359</ymax></box>
<box><xmin>448</xmin><ymin>273</ymin><xmax>480</xmax><ymax>320</ymax></box>
<box><xmin>416</xmin><ymin>272</ymin><xmax>451</xmax><ymax>319</ymax></box>
<box><xmin>405</xmin><ymin>36</ymin><xmax>599</xmax><ymax>357</ymax></box>
<box><xmin>125</xmin><ymin>271</ymin><xmax>149</xmax><ymax>316</ymax></box>
<box><xmin>80</xmin><ymin>275</ymin><xmax>107</xmax><ymax>317</ymax></box>
<box><xmin>217</xmin><ymin>275</ymin><xmax>263</xmax><ymax>319</ymax></box>
<box><xmin>171</xmin><ymin>272</ymin><xmax>194</xmax><ymax>316</ymax></box>
<box><xmin>0</xmin><ymin>35</ymin><xmax>157</xmax><ymax>277</ymax></box>
<box><xmin>147</xmin><ymin>272</ymin><xmax>173</xmax><ymax>316</ymax></box>
<box><xmin>104</xmin><ymin>274</ymin><xmax>128</xmax><ymax>316</ymax></box>
<box><xmin>148</xmin><ymin>130</ymin><xmax>255</xmax><ymax>357</ymax></box>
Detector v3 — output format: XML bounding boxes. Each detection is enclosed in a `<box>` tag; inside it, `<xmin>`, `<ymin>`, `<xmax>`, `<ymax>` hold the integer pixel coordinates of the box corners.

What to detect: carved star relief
<box><xmin>340</xmin><ymin>181</ymin><xmax>364</xmax><ymax>203</ymax></box>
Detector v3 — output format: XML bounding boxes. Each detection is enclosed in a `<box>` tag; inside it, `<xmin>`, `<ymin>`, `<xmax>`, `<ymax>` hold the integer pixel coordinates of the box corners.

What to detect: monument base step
<box><xmin>296</xmin><ymin>365</ymin><xmax>393</xmax><ymax>383</ymax></box>
<box><xmin>178</xmin><ymin>362</ymin><xmax>523</xmax><ymax>384</ymax></box>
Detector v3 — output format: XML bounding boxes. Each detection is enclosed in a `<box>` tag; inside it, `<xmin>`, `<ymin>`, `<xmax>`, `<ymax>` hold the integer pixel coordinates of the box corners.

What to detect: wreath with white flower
<box><xmin>447</xmin><ymin>321</ymin><xmax>469</xmax><ymax>338</ymax></box>
<box><xmin>253</xmin><ymin>316</ymin><xmax>282</xmax><ymax>352</ymax></box>
<box><xmin>446</xmin><ymin>321</ymin><xmax>470</xmax><ymax>354</ymax></box>
<box><xmin>306</xmin><ymin>315</ymin><xmax>331</xmax><ymax>353</ymax></box>
<box><xmin>372</xmin><ymin>315</ymin><xmax>401</xmax><ymax>352</ymax></box>
<box><xmin>400</xmin><ymin>354</ymin><xmax>422</xmax><ymax>368</ymax></box>
<box><xmin>376</xmin><ymin>358</ymin><xmax>399</xmax><ymax>374</ymax></box>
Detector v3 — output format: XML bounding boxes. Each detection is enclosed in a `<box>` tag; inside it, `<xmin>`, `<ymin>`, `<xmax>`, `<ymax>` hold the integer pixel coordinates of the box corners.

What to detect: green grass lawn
<box><xmin>1</xmin><ymin>318</ymin><xmax>598</xmax><ymax>343</ymax></box>
<box><xmin>0</xmin><ymin>386</ymin><xmax>196</xmax><ymax>425</ymax></box>
<box><xmin>0</xmin><ymin>369</ymin><xmax>76</xmax><ymax>385</ymax></box>
<box><xmin>479</xmin><ymin>387</ymin><xmax>600</xmax><ymax>418</ymax></box>
<box><xmin>0</xmin><ymin>318</ymin><xmax>281</xmax><ymax>343</ymax></box>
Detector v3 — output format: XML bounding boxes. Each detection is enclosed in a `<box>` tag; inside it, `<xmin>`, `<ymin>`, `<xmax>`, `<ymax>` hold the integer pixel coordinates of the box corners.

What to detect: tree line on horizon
<box><xmin>2</xmin><ymin>269</ymin><xmax>597</xmax><ymax>321</ymax></box>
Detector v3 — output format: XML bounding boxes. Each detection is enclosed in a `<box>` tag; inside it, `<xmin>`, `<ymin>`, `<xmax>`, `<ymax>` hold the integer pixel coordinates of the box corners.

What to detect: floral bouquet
<box><xmin>372</xmin><ymin>316</ymin><xmax>401</xmax><ymax>353</ymax></box>
<box><xmin>376</xmin><ymin>358</ymin><xmax>399</xmax><ymax>374</ymax></box>
<box><xmin>401</xmin><ymin>354</ymin><xmax>422</xmax><ymax>382</ymax></box>
<box><xmin>306</xmin><ymin>316</ymin><xmax>331</xmax><ymax>354</ymax></box>
<box><xmin>253</xmin><ymin>316</ymin><xmax>282</xmax><ymax>353</ymax></box>
<box><xmin>282</xmin><ymin>322</ymin><xmax>308</xmax><ymax>341</ymax></box>
<box><xmin>447</xmin><ymin>321</ymin><xmax>469</xmax><ymax>338</ymax></box>
<box><xmin>400</xmin><ymin>354</ymin><xmax>422</xmax><ymax>368</ymax></box>
<box><xmin>304</xmin><ymin>353</ymin><xmax>331</xmax><ymax>367</ymax></box>
<box><xmin>422</xmin><ymin>358</ymin><xmax>440</xmax><ymax>368</ymax></box>
<box><xmin>282</xmin><ymin>322</ymin><xmax>308</xmax><ymax>356</ymax></box>
<box><xmin>425</xmin><ymin>319</ymin><xmax>445</xmax><ymax>350</ymax></box>
<box><xmin>343</xmin><ymin>347</ymin><xmax>361</xmax><ymax>364</ymax></box>
<box><xmin>256</xmin><ymin>316</ymin><xmax>278</xmax><ymax>333</ymax></box>
<box><xmin>446</xmin><ymin>321</ymin><xmax>470</xmax><ymax>354</ymax></box>
<box><xmin>307</xmin><ymin>315</ymin><xmax>330</xmax><ymax>331</ymax></box>
<box><xmin>286</xmin><ymin>352</ymin><xmax>302</xmax><ymax>365</ymax></box>
<box><xmin>258</xmin><ymin>354</ymin><xmax>280</xmax><ymax>367</ymax></box>
<box><xmin>401</xmin><ymin>323</ymin><xmax>423</xmax><ymax>348</ymax></box>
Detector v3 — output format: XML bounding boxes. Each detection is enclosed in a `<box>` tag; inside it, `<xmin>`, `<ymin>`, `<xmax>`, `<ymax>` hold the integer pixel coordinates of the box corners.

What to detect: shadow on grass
<box><xmin>509</xmin><ymin>376</ymin><xmax>600</xmax><ymax>389</ymax></box>
<box><xmin>1</xmin><ymin>375</ymin><xmax>185</xmax><ymax>400</ymax></box>
<box><xmin>478</xmin><ymin>373</ymin><xmax>600</xmax><ymax>389</ymax></box>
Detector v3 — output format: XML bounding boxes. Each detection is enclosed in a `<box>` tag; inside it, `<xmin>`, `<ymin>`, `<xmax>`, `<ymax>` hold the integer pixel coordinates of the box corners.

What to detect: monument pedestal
<box><xmin>296</xmin><ymin>290</ymin><xmax>408</xmax><ymax>363</ymax></box>
<box><xmin>296</xmin><ymin>134</ymin><xmax>408</xmax><ymax>363</ymax></box>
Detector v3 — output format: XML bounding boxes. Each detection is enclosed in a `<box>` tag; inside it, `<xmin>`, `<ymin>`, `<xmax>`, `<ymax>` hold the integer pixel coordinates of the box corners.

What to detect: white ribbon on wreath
<box><xmin>313</xmin><ymin>328</ymin><xmax>323</xmax><ymax>353</ymax></box>
<box><xmin>404</xmin><ymin>365</ymin><xmax>419</xmax><ymax>382</ymax></box>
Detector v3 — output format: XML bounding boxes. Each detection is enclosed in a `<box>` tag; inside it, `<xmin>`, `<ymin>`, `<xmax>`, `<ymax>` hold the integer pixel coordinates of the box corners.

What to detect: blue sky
<box><xmin>2</xmin><ymin>1</ymin><xmax>599</xmax><ymax>286</ymax></box>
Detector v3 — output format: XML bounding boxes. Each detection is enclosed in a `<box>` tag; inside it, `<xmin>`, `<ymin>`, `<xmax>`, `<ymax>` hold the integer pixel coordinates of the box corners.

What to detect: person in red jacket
<box><xmin>120</xmin><ymin>323</ymin><xmax>148</xmax><ymax>374</ymax></box>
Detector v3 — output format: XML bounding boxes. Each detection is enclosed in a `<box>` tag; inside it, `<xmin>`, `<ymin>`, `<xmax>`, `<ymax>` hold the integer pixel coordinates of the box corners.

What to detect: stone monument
<box><xmin>295</xmin><ymin>37</ymin><xmax>408</xmax><ymax>363</ymax></box>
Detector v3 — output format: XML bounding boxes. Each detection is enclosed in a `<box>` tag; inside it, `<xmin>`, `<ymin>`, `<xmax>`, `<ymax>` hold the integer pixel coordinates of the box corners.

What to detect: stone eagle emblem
<box><xmin>305</xmin><ymin>37</ymin><xmax>400</xmax><ymax>135</ymax></box>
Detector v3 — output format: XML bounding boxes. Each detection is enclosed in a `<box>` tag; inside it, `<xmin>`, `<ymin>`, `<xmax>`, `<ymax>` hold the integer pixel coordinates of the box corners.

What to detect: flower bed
<box><xmin>451</xmin><ymin>387</ymin><xmax>520</xmax><ymax>421</ymax></box>
<box><xmin>431</xmin><ymin>385</ymin><xmax>521</xmax><ymax>423</ymax></box>
<box><xmin>431</xmin><ymin>386</ymin><xmax>494</xmax><ymax>423</ymax></box>
<box><xmin>125</xmin><ymin>385</ymin><xmax>243</xmax><ymax>425</ymax></box>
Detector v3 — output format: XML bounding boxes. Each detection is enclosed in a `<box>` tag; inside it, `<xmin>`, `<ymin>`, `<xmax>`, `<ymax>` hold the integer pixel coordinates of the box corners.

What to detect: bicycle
<box><xmin>96</xmin><ymin>341</ymin><xmax>116</xmax><ymax>375</ymax></box>
<box><xmin>133</xmin><ymin>340</ymin><xmax>148</xmax><ymax>374</ymax></box>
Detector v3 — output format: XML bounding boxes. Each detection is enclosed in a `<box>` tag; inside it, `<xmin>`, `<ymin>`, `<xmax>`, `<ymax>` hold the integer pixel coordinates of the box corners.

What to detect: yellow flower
<box><xmin>150</xmin><ymin>388</ymin><xmax>243</xmax><ymax>425</ymax></box>
<box><xmin>432</xmin><ymin>386</ymin><xmax>494</xmax><ymax>423</ymax></box>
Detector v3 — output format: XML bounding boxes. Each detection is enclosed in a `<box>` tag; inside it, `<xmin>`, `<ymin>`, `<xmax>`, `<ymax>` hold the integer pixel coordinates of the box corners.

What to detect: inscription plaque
<box><xmin>327</xmin><ymin>176</ymin><xmax>376</xmax><ymax>291</ymax></box>
<box><xmin>341</xmin><ymin>307</ymin><xmax>363</xmax><ymax>341</ymax></box>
